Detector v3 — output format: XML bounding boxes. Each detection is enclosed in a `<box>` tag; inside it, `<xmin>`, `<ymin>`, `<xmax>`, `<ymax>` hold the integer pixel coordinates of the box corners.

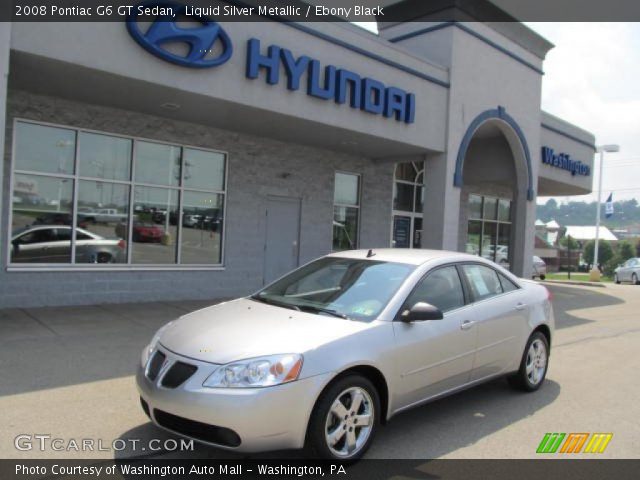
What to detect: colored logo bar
<box><xmin>537</xmin><ymin>433</ymin><xmax>613</xmax><ymax>454</ymax></box>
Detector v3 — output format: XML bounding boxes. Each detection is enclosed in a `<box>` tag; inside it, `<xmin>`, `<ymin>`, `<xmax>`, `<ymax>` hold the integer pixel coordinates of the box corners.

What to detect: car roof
<box><xmin>327</xmin><ymin>248</ymin><xmax>482</xmax><ymax>266</ymax></box>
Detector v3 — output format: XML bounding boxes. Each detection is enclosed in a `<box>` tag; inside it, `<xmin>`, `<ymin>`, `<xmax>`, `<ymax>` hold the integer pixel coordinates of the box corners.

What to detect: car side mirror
<box><xmin>401</xmin><ymin>302</ymin><xmax>444</xmax><ymax>322</ymax></box>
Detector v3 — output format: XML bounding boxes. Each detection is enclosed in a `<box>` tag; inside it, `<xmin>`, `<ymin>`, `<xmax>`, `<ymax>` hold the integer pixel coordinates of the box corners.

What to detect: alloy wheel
<box><xmin>324</xmin><ymin>386</ymin><xmax>374</xmax><ymax>458</ymax></box>
<box><xmin>525</xmin><ymin>339</ymin><xmax>547</xmax><ymax>386</ymax></box>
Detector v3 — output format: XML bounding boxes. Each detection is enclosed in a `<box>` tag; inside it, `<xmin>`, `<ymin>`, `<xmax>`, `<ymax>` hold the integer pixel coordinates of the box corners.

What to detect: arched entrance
<box><xmin>454</xmin><ymin>107</ymin><xmax>533</xmax><ymax>275</ymax></box>
<box><xmin>391</xmin><ymin>161</ymin><xmax>424</xmax><ymax>249</ymax></box>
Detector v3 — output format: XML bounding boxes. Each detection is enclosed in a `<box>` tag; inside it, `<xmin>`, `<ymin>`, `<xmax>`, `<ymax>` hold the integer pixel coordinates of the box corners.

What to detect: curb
<box><xmin>541</xmin><ymin>280</ymin><xmax>607</xmax><ymax>288</ymax></box>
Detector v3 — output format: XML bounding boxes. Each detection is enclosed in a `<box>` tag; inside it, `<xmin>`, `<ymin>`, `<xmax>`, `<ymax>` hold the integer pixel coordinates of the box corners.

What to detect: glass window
<box><xmin>135</xmin><ymin>141</ymin><xmax>181</xmax><ymax>186</ymax></box>
<box><xmin>498</xmin><ymin>199</ymin><xmax>511</xmax><ymax>222</ymax></box>
<box><xmin>333</xmin><ymin>206</ymin><xmax>359</xmax><ymax>251</ymax></box>
<box><xmin>496</xmin><ymin>224</ymin><xmax>511</xmax><ymax>267</ymax></box>
<box><xmin>498</xmin><ymin>273</ymin><xmax>519</xmax><ymax>292</ymax></box>
<box><xmin>405</xmin><ymin>266</ymin><xmax>465</xmax><ymax>313</ymax></box>
<box><xmin>414</xmin><ymin>185</ymin><xmax>424</xmax><ymax>213</ymax></box>
<box><xmin>11</xmin><ymin>174</ymin><xmax>75</xmax><ymax>265</ymax></box>
<box><xmin>180</xmin><ymin>191</ymin><xmax>224</xmax><ymax>264</ymax></box>
<box><xmin>394</xmin><ymin>162</ymin><xmax>416</xmax><ymax>182</ymax></box>
<box><xmin>461</xmin><ymin>264</ymin><xmax>503</xmax><ymax>301</ymax></box>
<box><xmin>333</xmin><ymin>173</ymin><xmax>360</xmax><ymax>251</ymax></box>
<box><xmin>393</xmin><ymin>182</ymin><xmax>414</xmax><ymax>212</ymax></box>
<box><xmin>132</xmin><ymin>187</ymin><xmax>179</xmax><ymax>264</ymax></box>
<box><xmin>78</xmin><ymin>132</ymin><xmax>132</xmax><ymax>181</ymax></box>
<box><xmin>334</xmin><ymin>172</ymin><xmax>360</xmax><ymax>206</ymax></box>
<box><xmin>483</xmin><ymin>196</ymin><xmax>498</xmax><ymax>221</ymax></box>
<box><xmin>481</xmin><ymin>222</ymin><xmax>497</xmax><ymax>261</ymax></box>
<box><xmin>183</xmin><ymin>148</ymin><xmax>225</xmax><ymax>191</ymax></box>
<box><xmin>466</xmin><ymin>220</ymin><xmax>481</xmax><ymax>255</ymax></box>
<box><xmin>15</xmin><ymin>122</ymin><xmax>76</xmax><ymax>175</ymax></box>
<box><xmin>468</xmin><ymin>194</ymin><xmax>483</xmax><ymax>220</ymax></box>
<box><xmin>75</xmin><ymin>180</ymin><xmax>129</xmax><ymax>263</ymax></box>
<box><xmin>11</xmin><ymin>122</ymin><xmax>227</xmax><ymax>267</ymax></box>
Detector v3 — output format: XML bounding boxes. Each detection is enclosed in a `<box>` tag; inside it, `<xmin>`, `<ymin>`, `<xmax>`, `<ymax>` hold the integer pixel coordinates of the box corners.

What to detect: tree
<box><xmin>559</xmin><ymin>235</ymin><xmax>579</xmax><ymax>250</ymax></box>
<box><xmin>583</xmin><ymin>240</ymin><xmax>613</xmax><ymax>268</ymax></box>
<box><xmin>618</xmin><ymin>241</ymin><xmax>635</xmax><ymax>262</ymax></box>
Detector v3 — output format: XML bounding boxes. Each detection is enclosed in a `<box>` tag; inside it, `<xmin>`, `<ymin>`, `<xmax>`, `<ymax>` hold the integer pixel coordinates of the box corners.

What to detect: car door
<box><xmin>12</xmin><ymin>228</ymin><xmax>59</xmax><ymax>262</ymax></box>
<box><xmin>48</xmin><ymin>228</ymin><xmax>72</xmax><ymax>263</ymax></box>
<box><xmin>626</xmin><ymin>259</ymin><xmax>638</xmax><ymax>281</ymax></box>
<box><xmin>459</xmin><ymin>264</ymin><xmax>528</xmax><ymax>381</ymax></box>
<box><xmin>392</xmin><ymin>265</ymin><xmax>477</xmax><ymax>408</ymax></box>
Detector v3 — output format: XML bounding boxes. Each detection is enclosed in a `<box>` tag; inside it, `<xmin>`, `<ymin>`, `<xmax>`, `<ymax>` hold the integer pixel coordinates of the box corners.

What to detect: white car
<box><xmin>532</xmin><ymin>256</ymin><xmax>547</xmax><ymax>280</ymax></box>
<box><xmin>614</xmin><ymin>258</ymin><xmax>640</xmax><ymax>285</ymax></box>
<box><xmin>137</xmin><ymin>249</ymin><xmax>554</xmax><ymax>460</ymax></box>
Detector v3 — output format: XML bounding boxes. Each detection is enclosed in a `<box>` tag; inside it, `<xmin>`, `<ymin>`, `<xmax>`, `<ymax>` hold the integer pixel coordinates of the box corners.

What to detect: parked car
<box><xmin>33</xmin><ymin>212</ymin><xmax>88</xmax><ymax>229</ymax></box>
<box><xmin>94</xmin><ymin>208</ymin><xmax>128</xmax><ymax>224</ymax></box>
<box><xmin>138</xmin><ymin>249</ymin><xmax>554</xmax><ymax>460</ymax></box>
<box><xmin>532</xmin><ymin>256</ymin><xmax>547</xmax><ymax>280</ymax></box>
<box><xmin>614</xmin><ymin>257</ymin><xmax>640</xmax><ymax>285</ymax></box>
<box><xmin>115</xmin><ymin>221</ymin><xmax>164</xmax><ymax>243</ymax></box>
<box><xmin>11</xmin><ymin>225</ymin><xmax>125</xmax><ymax>263</ymax></box>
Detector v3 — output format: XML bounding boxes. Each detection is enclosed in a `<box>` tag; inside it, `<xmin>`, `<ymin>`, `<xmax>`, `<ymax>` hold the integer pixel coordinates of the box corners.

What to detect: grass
<box><xmin>545</xmin><ymin>272</ymin><xmax>613</xmax><ymax>283</ymax></box>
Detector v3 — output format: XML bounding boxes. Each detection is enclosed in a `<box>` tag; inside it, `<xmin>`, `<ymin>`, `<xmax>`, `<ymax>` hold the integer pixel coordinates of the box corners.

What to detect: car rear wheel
<box><xmin>633</xmin><ymin>273</ymin><xmax>639</xmax><ymax>285</ymax></box>
<box><xmin>306</xmin><ymin>374</ymin><xmax>379</xmax><ymax>460</ymax></box>
<box><xmin>96</xmin><ymin>252</ymin><xmax>112</xmax><ymax>264</ymax></box>
<box><xmin>508</xmin><ymin>332</ymin><xmax>549</xmax><ymax>392</ymax></box>
<box><xmin>539</xmin><ymin>274</ymin><xmax>546</xmax><ymax>280</ymax></box>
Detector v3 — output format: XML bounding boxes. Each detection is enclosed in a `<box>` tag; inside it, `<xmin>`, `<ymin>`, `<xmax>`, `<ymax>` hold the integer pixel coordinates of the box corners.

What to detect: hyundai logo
<box><xmin>126</xmin><ymin>1</ymin><xmax>233</xmax><ymax>68</ymax></box>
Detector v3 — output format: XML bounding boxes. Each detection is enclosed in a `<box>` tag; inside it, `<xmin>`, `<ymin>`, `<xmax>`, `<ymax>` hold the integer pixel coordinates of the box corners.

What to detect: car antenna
<box><xmin>366</xmin><ymin>249</ymin><xmax>376</xmax><ymax>258</ymax></box>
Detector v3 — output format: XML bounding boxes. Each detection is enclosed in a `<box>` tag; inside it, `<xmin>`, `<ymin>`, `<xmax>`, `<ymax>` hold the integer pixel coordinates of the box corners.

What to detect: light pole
<box><xmin>590</xmin><ymin>144</ymin><xmax>620</xmax><ymax>281</ymax></box>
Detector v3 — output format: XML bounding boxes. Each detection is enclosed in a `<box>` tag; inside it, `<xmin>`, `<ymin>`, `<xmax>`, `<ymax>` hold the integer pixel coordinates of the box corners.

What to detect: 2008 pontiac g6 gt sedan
<box><xmin>137</xmin><ymin>249</ymin><xmax>554</xmax><ymax>460</ymax></box>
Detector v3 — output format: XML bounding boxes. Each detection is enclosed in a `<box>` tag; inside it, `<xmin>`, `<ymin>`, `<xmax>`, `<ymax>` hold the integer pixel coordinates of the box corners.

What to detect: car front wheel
<box><xmin>306</xmin><ymin>374</ymin><xmax>380</xmax><ymax>460</ymax></box>
<box><xmin>508</xmin><ymin>332</ymin><xmax>549</xmax><ymax>392</ymax></box>
<box><xmin>633</xmin><ymin>273</ymin><xmax>639</xmax><ymax>285</ymax></box>
<box><xmin>614</xmin><ymin>274</ymin><xmax>621</xmax><ymax>284</ymax></box>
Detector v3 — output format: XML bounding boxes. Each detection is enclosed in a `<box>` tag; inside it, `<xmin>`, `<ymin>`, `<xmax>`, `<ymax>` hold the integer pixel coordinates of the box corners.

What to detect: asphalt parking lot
<box><xmin>1</xmin><ymin>283</ymin><xmax>638</xmax><ymax>459</ymax></box>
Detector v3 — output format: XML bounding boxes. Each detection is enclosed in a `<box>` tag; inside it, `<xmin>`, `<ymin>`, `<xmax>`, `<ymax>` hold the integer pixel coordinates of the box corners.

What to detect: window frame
<box><xmin>457</xmin><ymin>262</ymin><xmax>521</xmax><ymax>304</ymax></box>
<box><xmin>7</xmin><ymin>118</ymin><xmax>229</xmax><ymax>271</ymax></box>
<box><xmin>394</xmin><ymin>263</ymin><xmax>471</xmax><ymax>320</ymax></box>
<box><xmin>332</xmin><ymin>170</ymin><xmax>362</xmax><ymax>252</ymax></box>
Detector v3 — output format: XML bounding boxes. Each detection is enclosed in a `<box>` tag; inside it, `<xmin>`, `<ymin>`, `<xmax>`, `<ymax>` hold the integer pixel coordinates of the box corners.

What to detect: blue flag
<box><xmin>605</xmin><ymin>193</ymin><xmax>614</xmax><ymax>218</ymax></box>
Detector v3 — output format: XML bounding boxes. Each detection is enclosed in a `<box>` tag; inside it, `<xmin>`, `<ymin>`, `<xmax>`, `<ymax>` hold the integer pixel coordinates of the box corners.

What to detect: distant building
<box><xmin>564</xmin><ymin>226</ymin><xmax>618</xmax><ymax>243</ymax></box>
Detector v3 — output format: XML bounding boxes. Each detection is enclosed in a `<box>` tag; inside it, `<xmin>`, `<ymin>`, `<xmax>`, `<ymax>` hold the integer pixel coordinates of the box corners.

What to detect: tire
<box><xmin>508</xmin><ymin>331</ymin><xmax>549</xmax><ymax>392</ymax></box>
<box><xmin>539</xmin><ymin>274</ymin><xmax>546</xmax><ymax>280</ymax></box>
<box><xmin>615</xmin><ymin>274</ymin><xmax>621</xmax><ymax>284</ymax></box>
<box><xmin>305</xmin><ymin>374</ymin><xmax>380</xmax><ymax>460</ymax></box>
<box><xmin>96</xmin><ymin>252</ymin><xmax>112</xmax><ymax>264</ymax></box>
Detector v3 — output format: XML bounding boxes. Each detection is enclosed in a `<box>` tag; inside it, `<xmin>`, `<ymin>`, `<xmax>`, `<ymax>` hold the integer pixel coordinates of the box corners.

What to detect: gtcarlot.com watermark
<box><xmin>14</xmin><ymin>434</ymin><xmax>194</xmax><ymax>453</ymax></box>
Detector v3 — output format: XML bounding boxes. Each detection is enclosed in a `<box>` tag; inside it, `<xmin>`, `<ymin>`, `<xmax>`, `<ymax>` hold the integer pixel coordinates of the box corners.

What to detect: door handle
<box><xmin>515</xmin><ymin>303</ymin><xmax>527</xmax><ymax>311</ymax></box>
<box><xmin>460</xmin><ymin>320</ymin><xmax>474</xmax><ymax>330</ymax></box>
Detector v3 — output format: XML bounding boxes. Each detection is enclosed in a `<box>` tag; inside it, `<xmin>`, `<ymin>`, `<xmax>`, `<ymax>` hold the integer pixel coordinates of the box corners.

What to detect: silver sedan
<box><xmin>137</xmin><ymin>249</ymin><xmax>554</xmax><ymax>460</ymax></box>
<box><xmin>614</xmin><ymin>257</ymin><xmax>640</xmax><ymax>284</ymax></box>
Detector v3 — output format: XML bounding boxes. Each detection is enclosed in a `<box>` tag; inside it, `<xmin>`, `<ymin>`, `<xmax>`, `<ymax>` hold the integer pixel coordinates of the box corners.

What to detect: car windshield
<box><xmin>252</xmin><ymin>257</ymin><xmax>415</xmax><ymax>321</ymax></box>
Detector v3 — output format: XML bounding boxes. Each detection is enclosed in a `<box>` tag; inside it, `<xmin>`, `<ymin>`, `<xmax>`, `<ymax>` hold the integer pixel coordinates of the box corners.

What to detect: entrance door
<box><xmin>392</xmin><ymin>215</ymin><xmax>422</xmax><ymax>249</ymax></box>
<box><xmin>263</xmin><ymin>196</ymin><xmax>301</xmax><ymax>284</ymax></box>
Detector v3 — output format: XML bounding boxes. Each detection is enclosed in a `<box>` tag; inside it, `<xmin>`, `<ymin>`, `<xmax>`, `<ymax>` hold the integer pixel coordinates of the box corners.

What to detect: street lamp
<box><xmin>589</xmin><ymin>144</ymin><xmax>620</xmax><ymax>281</ymax></box>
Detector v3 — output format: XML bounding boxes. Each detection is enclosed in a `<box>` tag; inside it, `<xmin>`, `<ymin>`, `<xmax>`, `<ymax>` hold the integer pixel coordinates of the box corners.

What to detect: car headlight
<box><xmin>203</xmin><ymin>354</ymin><xmax>303</xmax><ymax>388</ymax></box>
<box><xmin>140</xmin><ymin>321</ymin><xmax>174</xmax><ymax>368</ymax></box>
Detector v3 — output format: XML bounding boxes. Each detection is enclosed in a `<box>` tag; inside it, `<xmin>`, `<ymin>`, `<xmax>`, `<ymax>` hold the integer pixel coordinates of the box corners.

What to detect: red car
<box><xmin>115</xmin><ymin>222</ymin><xmax>163</xmax><ymax>243</ymax></box>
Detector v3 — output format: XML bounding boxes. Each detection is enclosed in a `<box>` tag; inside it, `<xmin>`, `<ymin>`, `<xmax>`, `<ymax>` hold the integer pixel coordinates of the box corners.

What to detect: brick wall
<box><xmin>1</xmin><ymin>91</ymin><xmax>394</xmax><ymax>308</ymax></box>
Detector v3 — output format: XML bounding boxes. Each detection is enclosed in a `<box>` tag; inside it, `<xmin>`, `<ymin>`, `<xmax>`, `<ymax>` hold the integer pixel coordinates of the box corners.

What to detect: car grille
<box><xmin>153</xmin><ymin>409</ymin><xmax>241</xmax><ymax>447</ymax></box>
<box><xmin>161</xmin><ymin>361</ymin><xmax>198</xmax><ymax>388</ymax></box>
<box><xmin>146</xmin><ymin>351</ymin><xmax>166</xmax><ymax>381</ymax></box>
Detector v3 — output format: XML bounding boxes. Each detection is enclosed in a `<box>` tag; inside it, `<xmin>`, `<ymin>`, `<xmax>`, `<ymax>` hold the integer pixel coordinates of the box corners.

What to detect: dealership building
<box><xmin>0</xmin><ymin>0</ymin><xmax>596</xmax><ymax>308</ymax></box>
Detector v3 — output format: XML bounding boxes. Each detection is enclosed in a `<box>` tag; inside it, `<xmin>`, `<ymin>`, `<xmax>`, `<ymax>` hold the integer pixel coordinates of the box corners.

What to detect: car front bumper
<box><xmin>136</xmin><ymin>347</ymin><xmax>333</xmax><ymax>453</ymax></box>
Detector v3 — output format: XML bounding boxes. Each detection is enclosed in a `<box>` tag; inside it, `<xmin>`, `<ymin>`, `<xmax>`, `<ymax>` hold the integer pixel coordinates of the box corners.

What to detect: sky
<box><xmin>353</xmin><ymin>22</ymin><xmax>640</xmax><ymax>205</ymax></box>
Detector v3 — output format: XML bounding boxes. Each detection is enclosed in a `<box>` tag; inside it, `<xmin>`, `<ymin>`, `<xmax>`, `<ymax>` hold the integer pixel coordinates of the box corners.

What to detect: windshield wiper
<box><xmin>297</xmin><ymin>305</ymin><xmax>350</xmax><ymax>319</ymax></box>
<box><xmin>250</xmin><ymin>295</ymin><xmax>301</xmax><ymax>311</ymax></box>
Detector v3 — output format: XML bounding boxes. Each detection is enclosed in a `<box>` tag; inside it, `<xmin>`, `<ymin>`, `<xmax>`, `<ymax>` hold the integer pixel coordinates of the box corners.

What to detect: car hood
<box><xmin>158</xmin><ymin>298</ymin><xmax>375</xmax><ymax>364</ymax></box>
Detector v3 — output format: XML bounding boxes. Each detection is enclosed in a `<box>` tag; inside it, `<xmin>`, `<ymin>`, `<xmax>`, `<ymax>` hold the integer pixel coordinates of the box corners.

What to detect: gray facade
<box><xmin>0</xmin><ymin>5</ymin><xmax>597</xmax><ymax>308</ymax></box>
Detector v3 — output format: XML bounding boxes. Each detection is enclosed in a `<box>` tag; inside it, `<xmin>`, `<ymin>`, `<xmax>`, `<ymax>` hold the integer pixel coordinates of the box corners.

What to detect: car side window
<box><xmin>54</xmin><ymin>229</ymin><xmax>72</xmax><ymax>241</ymax></box>
<box><xmin>498</xmin><ymin>273</ymin><xmax>519</xmax><ymax>293</ymax></box>
<box><xmin>17</xmin><ymin>229</ymin><xmax>55</xmax><ymax>244</ymax></box>
<box><xmin>461</xmin><ymin>264</ymin><xmax>503</xmax><ymax>301</ymax></box>
<box><xmin>404</xmin><ymin>266</ymin><xmax>465</xmax><ymax>313</ymax></box>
